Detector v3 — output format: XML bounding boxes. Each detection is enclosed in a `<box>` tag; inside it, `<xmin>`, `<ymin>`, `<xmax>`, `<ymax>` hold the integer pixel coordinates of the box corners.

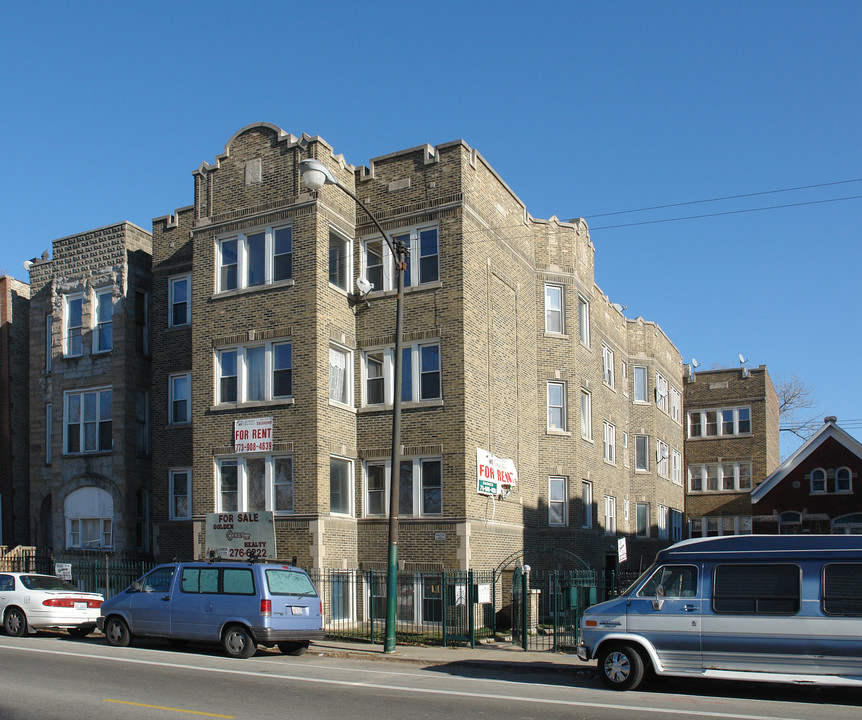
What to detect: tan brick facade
<box><xmin>150</xmin><ymin>123</ymin><xmax>686</xmax><ymax>573</ymax></box>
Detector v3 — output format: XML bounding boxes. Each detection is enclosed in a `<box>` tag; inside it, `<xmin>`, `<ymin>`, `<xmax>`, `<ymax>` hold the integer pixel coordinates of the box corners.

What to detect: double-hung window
<box><xmin>581</xmin><ymin>481</ymin><xmax>593</xmax><ymax>528</ymax></box>
<box><xmin>169</xmin><ymin>373</ymin><xmax>191</xmax><ymax>425</ymax></box>
<box><xmin>602</xmin><ymin>344</ymin><xmax>614</xmax><ymax>388</ymax></box>
<box><xmin>580</xmin><ymin>389</ymin><xmax>592</xmax><ymax>439</ymax></box>
<box><xmin>218</xmin><ymin>225</ymin><xmax>293</xmax><ymax>292</ymax></box>
<box><xmin>362</xmin><ymin>342</ymin><xmax>441</xmax><ymax>405</ymax></box>
<box><xmin>670</xmin><ymin>387</ymin><xmax>682</xmax><ymax>423</ymax></box>
<box><xmin>65</xmin><ymin>388</ymin><xmax>112</xmax><ymax>453</ymax></box>
<box><xmin>169</xmin><ymin>275</ymin><xmax>191</xmax><ymax>327</ymax></box>
<box><xmin>633</xmin><ymin>365</ymin><xmax>648</xmax><ymax>402</ymax></box>
<box><xmin>657</xmin><ymin>505</ymin><xmax>670</xmax><ymax>540</ymax></box>
<box><xmin>549</xmin><ymin>477</ymin><xmax>568</xmax><ymax>526</ymax></box>
<box><xmin>170</xmin><ymin>468</ymin><xmax>191</xmax><ymax>520</ymax></box>
<box><xmin>330</xmin><ymin>456</ymin><xmax>354</xmax><ymax>516</ymax></box>
<box><xmin>217</xmin><ymin>455</ymin><xmax>294</xmax><ymax>513</ymax></box>
<box><xmin>547</xmin><ymin>381</ymin><xmax>566</xmax><ymax>431</ymax></box>
<box><xmin>688</xmin><ymin>407</ymin><xmax>751</xmax><ymax>437</ymax></box>
<box><xmin>604</xmin><ymin>495</ymin><xmax>616</xmax><ymax>534</ymax></box>
<box><xmin>361</xmin><ymin>225</ymin><xmax>439</xmax><ymax>291</ymax></box>
<box><xmin>544</xmin><ymin>284</ymin><xmax>564</xmax><ymax>334</ymax></box>
<box><xmin>836</xmin><ymin>467</ymin><xmax>852</xmax><ymax>493</ymax></box>
<box><xmin>655</xmin><ymin>372</ymin><xmax>669</xmax><ymax>412</ymax></box>
<box><xmin>689</xmin><ymin>462</ymin><xmax>753</xmax><ymax>492</ymax></box>
<box><xmin>364</xmin><ymin>457</ymin><xmax>443</xmax><ymax>517</ymax></box>
<box><xmin>93</xmin><ymin>288</ymin><xmax>112</xmax><ymax>353</ymax></box>
<box><xmin>578</xmin><ymin>295</ymin><xmax>590</xmax><ymax>345</ymax></box>
<box><xmin>603</xmin><ymin>421</ymin><xmax>616</xmax><ymax>464</ymax></box>
<box><xmin>217</xmin><ymin>341</ymin><xmax>292</xmax><ymax>405</ymax></box>
<box><xmin>330</xmin><ymin>344</ymin><xmax>353</xmax><ymax>406</ymax></box>
<box><xmin>657</xmin><ymin>439</ymin><xmax>670</xmax><ymax>478</ymax></box>
<box><xmin>810</xmin><ymin>468</ymin><xmax>826</xmax><ymax>493</ymax></box>
<box><xmin>671</xmin><ymin>449</ymin><xmax>683</xmax><ymax>484</ymax></box>
<box><xmin>636</xmin><ymin>502</ymin><xmax>649</xmax><ymax>537</ymax></box>
<box><xmin>64</xmin><ymin>294</ymin><xmax>83</xmax><ymax>356</ymax></box>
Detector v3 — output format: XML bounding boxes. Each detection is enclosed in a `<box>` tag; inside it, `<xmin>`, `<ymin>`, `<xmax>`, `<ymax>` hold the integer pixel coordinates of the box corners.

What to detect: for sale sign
<box><xmin>205</xmin><ymin>511</ymin><xmax>276</xmax><ymax>559</ymax></box>
<box><xmin>234</xmin><ymin>417</ymin><xmax>273</xmax><ymax>453</ymax></box>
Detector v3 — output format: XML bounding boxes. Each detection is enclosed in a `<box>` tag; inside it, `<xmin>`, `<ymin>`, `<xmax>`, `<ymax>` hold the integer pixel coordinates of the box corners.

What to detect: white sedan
<box><xmin>0</xmin><ymin>572</ymin><xmax>104</xmax><ymax>637</ymax></box>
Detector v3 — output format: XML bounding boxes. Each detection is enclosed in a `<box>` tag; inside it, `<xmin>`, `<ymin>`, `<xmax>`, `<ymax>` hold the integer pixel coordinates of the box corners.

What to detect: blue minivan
<box><xmin>579</xmin><ymin>535</ymin><xmax>862</xmax><ymax>690</ymax></box>
<box><xmin>98</xmin><ymin>561</ymin><xmax>324</xmax><ymax>658</ymax></box>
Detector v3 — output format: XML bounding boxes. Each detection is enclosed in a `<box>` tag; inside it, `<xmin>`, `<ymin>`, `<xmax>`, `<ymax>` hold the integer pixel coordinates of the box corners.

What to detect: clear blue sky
<box><xmin>1</xmin><ymin>1</ymin><xmax>859</xmax><ymax>456</ymax></box>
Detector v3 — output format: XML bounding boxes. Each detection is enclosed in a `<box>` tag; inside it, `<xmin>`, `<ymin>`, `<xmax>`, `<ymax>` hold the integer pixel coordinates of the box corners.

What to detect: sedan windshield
<box><xmin>19</xmin><ymin>575</ymin><xmax>81</xmax><ymax>592</ymax></box>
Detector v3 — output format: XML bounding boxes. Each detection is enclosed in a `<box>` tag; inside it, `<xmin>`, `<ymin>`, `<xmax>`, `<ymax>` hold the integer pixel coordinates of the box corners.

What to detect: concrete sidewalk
<box><xmin>308</xmin><ymin>638</ymin><xmax>595</xmax><ymax>675</ymax></box>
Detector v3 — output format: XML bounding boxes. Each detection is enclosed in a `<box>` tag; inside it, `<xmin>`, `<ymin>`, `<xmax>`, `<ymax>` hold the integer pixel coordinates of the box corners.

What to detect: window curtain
<box><xmin>330</xmin><ymin>347</ymin><xmax>347</xmax><ymax>403</ymax></box>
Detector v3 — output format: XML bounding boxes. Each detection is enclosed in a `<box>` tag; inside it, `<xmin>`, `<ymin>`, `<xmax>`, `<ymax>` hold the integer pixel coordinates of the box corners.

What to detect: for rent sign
<box><xmin>205</xmin><ymin>511</ymin><xmax>276</xmax><ymax>559</ymax></box>
<box><xmin>234</xmin><ymin>417</ymin><xmax>273</xmax><ymax>453</ymax></box>
<box><xmin>476</xmin><ymin>448</ymin><xmax>518</xmax><ymax>496</ymax></box>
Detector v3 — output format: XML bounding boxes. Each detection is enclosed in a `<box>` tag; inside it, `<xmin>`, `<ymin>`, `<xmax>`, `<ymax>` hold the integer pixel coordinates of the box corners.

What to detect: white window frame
<box><xmin>810</xmin><ymin>468</ymin><xmax>827</xmax><ymax>494</ymax></box>
<box><xmin>633</xmin><ymin>365</ymin><xmax>648</xmax><ymax>403</ymax></box>
<box><xmin>688</xmin><ymin>406</ymin><xmax>752</xmax><ymax>438</ymax></box>
<box><xmin>547</xmin><ymin>381</ymin><xmax>567</xmax><ymax>432</ymax></box>
<box><xmin>635</xmin><ymin>435</ymin><xmax>649</xmax><ymax>471</ymax></box>
<box><xmin>580</xmin><ymin>389</ymin><xmax>592</xmax><ymax>439</ymax></box>
<box><xmin>636</xmin><ymin>502</ymin><xmax>650</xmax><ymax>538</ymax></box>
<box><xmin>217</xmin><ymin>224</ymin><xmax>293</xmax><ymax>292</ymax></box>
<box><xmin>329</xmin><ymin>343</ymin><xmax>353</xmax><ymax>407</ymax></box>
<box><xmin>216</xmin><ymin>340</ymin><xmax>292</xmax><ymax>405</ymax></box>
<box><xmin>63</xmin><ymin>293</ymin><xmax>83</xmax><ymax>357</ymax></box>
<box><xmin>836</xmin><ymin>466</ymin><xmax>853</xmax><ymax>494</ymax></box>
<box><xmin>361</xmin><ymin>342</ymin><xmax>441</xmax><ymax>406</ymax></box>
<box><xmin>671</xmin><ymin>448</ymin><xmax>683</xmax><ymax>485</ymax></box>
<box><xmin>689</xmin><ymin>515</ymin><xmax>752</xmax><ymax>538</ymax></box>
<box><xmin>544</xmin><ymin>284</ymin><xmax>564</xmax><ymax>334</ymax></box>
<box><xmin>604</xmin><ymin>495</ymin><xmax>616</xmax><ymax>535</ymax></box>
<box><xmin>169</xmin><ymin>468</ymin><xmax>192</xmax><ymax>520</ymax></box>
<box><xmin>93</xmin><ymin>287</ymin><xmax>113</xmax><ymax>354</ymax></box>
<box><xmin>656</xmin><ymin>439</ymin><xmax>670</xmax><ymax>478</ymax></box>
<box><xmin>688</xmin><ymin>462</ymin><xmax>754</xmax><ymax>493</ymax></box>
<box><xmin>655</xmin><ymin>371</ymin><xmax>669</xmax><ymax>413</ymax></box>
<box><xmin>169</xmin><ymin>372</ymin><xmax>191</xmax><ymax>425</ymax></box>
<box><xmin>549</xmin><ymin>476</ymin><xmax>568</xmax><ymax>526</ymax></box>
<box><xmin>329</xmin><ymin>229</ymin><xmax>352</xmax><ymax>292</ymax></box>
<box><xmin>670</xmin><ymin>386</ymin><xmax>682</xmax><ymax>423</ymax></box>
<box><xmin>361</xmin><ymin>224</ymin><xmax>439</xmax><ymax>291</ymax></box>
<box><xmin>67</xmin><ymin>517</ymin><xmax>112</xmax><ymax>550</ymax></box>
<box><xmin>215</xmin><ymin>455</ymin><xmax>294</xmax><ymax>514</ymax></box>
<box><xmin>64</xmin><ymin>387</ymin><xmax>112</xmax><ymax>454</ymax></box>
<box><xmin>581</xmin><ymin>481</ymin><xmax>593</xmax><ymax>529</ymax></box>
<box><xmin>602</xmin><ymin>344</ymin><xmax>615</xmax><ymax>388</ymax></box>
<box><xmin>603</xmin><ymin>421</ymin><xmax>616</xmax><ymax>464</ymax></box>
<box><xmin>657</xmin><ymin>504</ymin><xmax>670</xmax><ymax>540</ymax></box>
<box><xmin>329</xmin><ymin>455</ymin><xmax>354</xmax><ymax>516</ymax></box>
<box><xmin>671</xmin><ymin>509</ymin><xmax>684</xmax><ymax>541</ymax></box>
<box><xmin>168</xmin><ymin>274</ymin><xmax>191</xmax><ymax>327</ymax></box>
<box><xmin>577</xmin><ymin>295</ymin><xmax>590</xmax><ymax>346</ymax></box>
<box><xmin>363</xmin><ymin>457</ymin><xmax>443</xmax><ymax>518</ymax></box>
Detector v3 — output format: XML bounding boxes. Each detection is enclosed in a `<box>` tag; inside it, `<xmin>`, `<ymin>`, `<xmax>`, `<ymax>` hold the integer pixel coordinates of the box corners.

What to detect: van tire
<box><xmin>104</xmin><ymin>617</ymin><xmax>132</xmax><ymax>648</ymax></box>
<box><xmin>597</xmin><ymin>643</ymin><xmax>645</xmax><ymax>691</ymax></box>
<box><xmin>223</xmin><ymin>625</ymin><xmax>256</xmax><ymax>659</ymax></box>
<box><xmin>278</xmin><ymin>641</ymin><xmax>309</xmax><ymax>656</ymax></box>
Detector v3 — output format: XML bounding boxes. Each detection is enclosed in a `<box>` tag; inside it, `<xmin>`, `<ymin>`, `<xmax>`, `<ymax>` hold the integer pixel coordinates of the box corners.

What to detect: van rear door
<box><xmin>625</xmin><ymin>564</ymin><xmax>701</xmax><ymax>672</ymax></box>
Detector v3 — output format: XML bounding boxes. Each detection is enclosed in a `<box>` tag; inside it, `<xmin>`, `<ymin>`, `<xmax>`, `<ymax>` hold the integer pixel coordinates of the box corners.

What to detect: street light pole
<box><xmin>299</xmin><ymin>158</ymin><xmax>407</xmax><ymax>653</ymax></box>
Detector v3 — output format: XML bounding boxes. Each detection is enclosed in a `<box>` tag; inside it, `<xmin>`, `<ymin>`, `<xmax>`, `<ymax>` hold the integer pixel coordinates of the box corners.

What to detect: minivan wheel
<box><xmin>104</xmin><ymin>617</ymin><xmax>132</xmax><ymax>648</ymax></box>
<box><xmin>223</xmin><ymin>625</ymin><xmax>256</xmax><ymax>659</ymax></box>
<box><xmin>277</xmin><ymin>641</ymin><xmax>309</xmax><ymax>656</ymax></box>
<box><xmin>597</xmin><ymin>644</ymin><xmax>645</xmax><ymax>691</ymax></box>
<box><xmin>4</xmin><ymin>608</ymin><xmax>27</xmax><ymax>637</ymax></box>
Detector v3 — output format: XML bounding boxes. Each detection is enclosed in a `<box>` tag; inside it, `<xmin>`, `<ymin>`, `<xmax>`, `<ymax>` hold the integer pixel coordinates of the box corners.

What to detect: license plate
<box><xmin>290</xmin><ymin>606</ymin><xmax>303</xmax><ymax>615</ymax></box>
<box><xmin>74</xmin><ymin>602</ymin><xmax>86</xmax><ymax>609</ymax></box>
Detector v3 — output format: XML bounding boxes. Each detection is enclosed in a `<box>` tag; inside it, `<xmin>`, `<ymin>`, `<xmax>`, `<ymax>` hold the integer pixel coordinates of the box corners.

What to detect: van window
<box><xmin>713</xmin><ymin>564</ymin><xmax>800</xmax><ymax>614</ymax></box>
<box><xmin>266</xmin><ymin>569</ymin><xmax>317</xmax><ymax>596</ymax></box>
<box><xmin>822</xmin><ymin>563</ymin><xmax>862</xmax><ymax>616</ymax></box>
<box><xmin>180</xmin><ymin>567</ymin><xmax>254</xmax><ymax>595</ymax></box>
<box><xmin>142</xmin><ymin>567</ymin><xmax>175</xmax><ymax>593</ymax></box>
<box><xmin>637</xmin><ymin>565</ymin><xmax>698</xmax><ymax>598</ymax></box>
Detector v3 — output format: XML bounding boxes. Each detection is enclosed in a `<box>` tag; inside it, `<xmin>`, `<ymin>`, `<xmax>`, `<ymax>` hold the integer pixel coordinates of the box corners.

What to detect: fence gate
<box><xmin>511</xmin><ymin>569</ymin><xmax>599</xmax><ymax>651</ymax></box>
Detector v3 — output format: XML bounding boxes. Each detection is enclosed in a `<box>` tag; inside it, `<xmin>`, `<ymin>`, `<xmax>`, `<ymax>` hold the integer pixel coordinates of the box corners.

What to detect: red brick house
<box><xmin>751</xmin><ymin>417</ymin><xmax>862</xmax><ymax>534</ymax></box>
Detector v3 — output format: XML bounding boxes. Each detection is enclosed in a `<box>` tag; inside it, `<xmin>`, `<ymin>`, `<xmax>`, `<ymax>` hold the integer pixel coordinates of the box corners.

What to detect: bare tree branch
<box><xmin>775</xmin><ymin>373</ymin><xmax>819</xmax><ymax>439</ymax></box>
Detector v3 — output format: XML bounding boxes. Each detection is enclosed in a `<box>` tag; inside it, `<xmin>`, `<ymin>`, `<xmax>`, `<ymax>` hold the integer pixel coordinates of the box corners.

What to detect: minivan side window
<box><xmin>713</xmin><ymin>564</ymin><xmax>800</xmax><ymax>614</ymax></box>
<box><xmin>637</xmin><ymin>565</ymin><xmax>698</xmax><ymax>598</ymax></box>
<box><xmin>266</xmin><ymin>569</ymin><xmax>317</xmax><ymax>596</ymax></box>
<box><xmin>822</xmin><ymin>563</ymin><xmax>862</xmax><ymax>616</ymax></box>
<box><xmin>142</xmin><ymin>567</ymin><xmax>175</xmax><ymax>593</ymax></box>
<box><xmin>180</xmin><ymin>567</ymin><xmax>254</xmax><ymax>595</ymax></box>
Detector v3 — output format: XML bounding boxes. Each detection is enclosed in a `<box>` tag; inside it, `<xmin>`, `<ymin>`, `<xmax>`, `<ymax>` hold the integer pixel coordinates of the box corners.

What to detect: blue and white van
<box><xmin>98</xmin><ymin>560</ymin><xmax>324</xmax><ymax>658</ymax></box>
<box><xmin>578</xmin><ymin>535</ymin><xmax>862</xmax><ymax>690</ymax></box>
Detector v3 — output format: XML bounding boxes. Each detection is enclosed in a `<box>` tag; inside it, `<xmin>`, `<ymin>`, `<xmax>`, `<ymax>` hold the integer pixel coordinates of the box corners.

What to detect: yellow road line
<box><xmin>103</xmin><ymin>699</ymin><xmax>235</xmax><ymax>718</ymax></box>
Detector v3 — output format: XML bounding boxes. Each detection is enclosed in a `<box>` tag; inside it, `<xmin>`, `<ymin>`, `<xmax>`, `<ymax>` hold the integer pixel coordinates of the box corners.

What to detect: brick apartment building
<box><xmin>150</xmin><ymin>122</ymin><xmax>685</xmax><ymax>575</ymax></box>
<box><xmin>0</xmin><ymin>275</ymin><xmax>30</xmax><ymax>546</ymax></box>
<box><xmin>683</xmin><ymin>365</ymin><xmax>779</xmax><ymax>536</ymax></box>
<box><xmin>26</xmin><ymin>223</ymin><xmax>153</xmax><ymax>552</ymax></box>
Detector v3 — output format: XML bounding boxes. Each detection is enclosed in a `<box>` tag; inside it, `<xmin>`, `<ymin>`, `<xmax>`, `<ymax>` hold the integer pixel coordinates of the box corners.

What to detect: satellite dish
<box><xmin>738</xmin><ymin>353</ymin><xmax>748</xmax><ymax>364</ymax></box>
<box><xmin>691</xmin><ymin>358</ymin><xmax>699</xmax><ymax>368</ymax></box>
<box><xmin>612</xmin><ymin>302</ymin><xmax>626</xmax><ymax>314</ymax></box>
<box><xmin>22</xmin><ymin>260</ymin><xmax>33</xmax><ymax>271</ymax></box>
<box><xmin>356</xmin><ymin>277</ymin><xmax>372</xmax><ymax>295</ymax></box>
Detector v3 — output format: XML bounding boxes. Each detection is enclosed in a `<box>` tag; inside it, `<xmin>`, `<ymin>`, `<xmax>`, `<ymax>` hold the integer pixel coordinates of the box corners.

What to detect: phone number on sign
<box><xmin>235</xmin><ymin>441</ymin><xmax>273</xmax><ymax>453</ymax></box>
